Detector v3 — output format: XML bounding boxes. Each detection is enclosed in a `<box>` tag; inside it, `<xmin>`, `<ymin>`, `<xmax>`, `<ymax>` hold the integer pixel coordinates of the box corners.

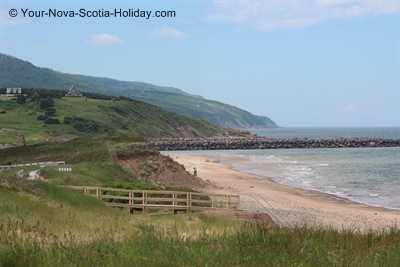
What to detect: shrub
<box><xmin>37</xmin><ymin>115</ymin><xmax>48</xmax><ymax>121</ymax></box>
<box><xmin>45</xmin><ymin>107</ymin><xmax>56</xmax><ymax>116</ymax></box>
<box><xmin>64</xmin><ymin>116</ymin><xmax>100</xmax><ymax>132</ymax></box>
<box><xmin>40</xmin><ymin>99</ymin><xmax>54</xmax><ymax>110</ymax></box>
<box><xmin>44</xmin><ymin>118</ymin><xmax>61</xmax><ymax>124</ymax></box>
<box><xmin>63</xmin><ymin>116</ymin><xmax>73</xmax><ymax>124</ymax></box>
<box><xmin>16</xmin><ymin>95</ymin><xmax>26</xmax><ymax>104</ymax></box>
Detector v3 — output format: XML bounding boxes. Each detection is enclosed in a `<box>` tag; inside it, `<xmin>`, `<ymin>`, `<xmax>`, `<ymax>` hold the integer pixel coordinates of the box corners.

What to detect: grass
<box><xmin>1</xmin><ymin>211</ymin><xmax>399</xmax><ymax>266</ymax></box>
<box><xmin>0</xmin><ymin>96</ymin><xmax>226</xmax><ymax>145</ymax></box>
<box><xmin>0</xmin><ymin>135</ymin><xmax>148</xmax><ymax>186</ymax></box>
<box><xmin>1</xmin><ymin>178</ymin><xmax>399</xmax><ymax>266</ymax></box>
<box><xmin>129</xmin><ymin>91</ymin><xmax>277</xmax><ymax>129</ymax></box>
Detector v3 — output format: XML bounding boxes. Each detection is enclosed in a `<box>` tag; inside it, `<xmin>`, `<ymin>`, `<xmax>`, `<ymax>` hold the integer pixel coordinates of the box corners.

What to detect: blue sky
<box><xmin>1</xmin><ymin>0</ymin><xmax>399</xmax><ymax>127</ymax></box>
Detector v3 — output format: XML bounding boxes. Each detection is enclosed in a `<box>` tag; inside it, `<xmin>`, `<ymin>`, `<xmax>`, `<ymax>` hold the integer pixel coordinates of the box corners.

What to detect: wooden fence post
<box><xmin>189</xmin><ymin>192</ymin><xmax>192</xmax><ymax>212</ymax></box>
<box><xmin>143</xmin><ymin>190</ymin><xmax>147</xmax><ymax>214</ymax></box>
<box><xmin>186</xmin><ymin>192</ymin><xmax>189</xmax><ymax>212</ymax></box>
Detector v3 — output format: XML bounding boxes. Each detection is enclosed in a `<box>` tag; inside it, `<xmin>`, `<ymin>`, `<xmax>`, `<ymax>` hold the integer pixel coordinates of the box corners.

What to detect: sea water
<box><xmin>251</xmin><ymin>127</ymin><xmax>400</xmax><ymax>139</ymax></box>
<box><xmin>166</xmin><ymin>127</ymin><xmax>400</xmax><ymax>210</ymax></box>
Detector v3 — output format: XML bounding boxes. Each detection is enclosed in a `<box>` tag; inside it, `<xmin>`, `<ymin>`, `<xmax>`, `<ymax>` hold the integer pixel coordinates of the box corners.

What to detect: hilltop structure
<box><xmin>0</xmin><ymin>87</ymin><xmax>23</xmax><ymax>97</ymax></box>
<box><xmin>65</xmin><ymin>84</ymin><xmax>82</xmax><ymax>97</ymax></box>
<box><xmin>7</xmin><ymin>87</ymin><xmax>22</xmax><ymax>94</ymax></box>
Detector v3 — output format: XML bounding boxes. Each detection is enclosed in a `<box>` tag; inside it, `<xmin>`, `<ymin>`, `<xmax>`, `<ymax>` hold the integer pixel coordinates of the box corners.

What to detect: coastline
<box><xmin>164</xmin><ymin>152</ymin><xmax>400</xmax><ymax>231</ymax></box>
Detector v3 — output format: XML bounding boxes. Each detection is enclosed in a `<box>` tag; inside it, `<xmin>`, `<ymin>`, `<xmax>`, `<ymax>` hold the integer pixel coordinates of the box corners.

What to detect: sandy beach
<box><xmin>164</xmin><ymin>152</ymin><xmax>400</xmax><ymax>232</ymax></box>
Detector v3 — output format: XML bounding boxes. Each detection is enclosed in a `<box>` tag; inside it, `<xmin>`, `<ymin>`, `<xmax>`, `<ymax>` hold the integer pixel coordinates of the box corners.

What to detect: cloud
<box><xmin>0</xmin><ymin>9</ymin><xmax>30</xmax><ymax>28</ymax></box>
<box><xmin>33</xmin><ymin>44</ymin><xmax>43</xmax><ymax>49</ymax></box>
<box><xmin>204</xmin><ymin>0</ymin><xmax>400</xmax><ymax>32</ymax></box>
<box><xmin>151</xmin><ymin>25</ymin><xmax>186</xmax><ymax>38</ymax></box>
<box><xmin>87</xmin><ymin>33</ymin><xmax>124</xmax><ymax>45</ymax></box>
<box><xmin>343</xmin><ymin>104</ymin><xmax>360</xmax><ymax>112</ymax></box>
<box><xmin>341</xmin><ymin>104</ymin><xmax>371</xmax><ymax>115</ymax></box>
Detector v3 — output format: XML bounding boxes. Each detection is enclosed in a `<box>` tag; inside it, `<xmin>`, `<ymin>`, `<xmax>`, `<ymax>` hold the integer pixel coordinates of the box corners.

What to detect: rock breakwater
<box><xmin>148</xmin><ymin>137</ymin><xmax>400</xmax><ymax>151</ymax></box>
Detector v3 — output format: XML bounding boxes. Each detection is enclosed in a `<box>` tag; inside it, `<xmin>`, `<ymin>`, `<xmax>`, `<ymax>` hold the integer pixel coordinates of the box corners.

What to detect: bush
<box><xmin>37</xmin><ymin>115</ymin><xmax>48</xmax><ymax>121</ymax></box>
<box><xmin>63</xmin><ymin>116</ymin><xmax>73</xmax><ymax>124</ymax></box>
<box><xmin>16</xmin><ymin>95</ymin><xmax>26</xmax><ymax>104</ymax></box>
<box><xmin>44</xmin><ymin>118</ymin><xmax>61</xmax><ymax>124</ymax></box>
<box><xmin>40</xmin><ymin>99</ymin><xmax>54</xmax><ymax>110</ymax></box>
<box><xmin>45</xmin><ymin>107</ymin><xmax>56</xmax><ymax>116</ymax></box>
<box><xmin>64</xmin><ymin>116</ymin><xmax>100</xmax><ymax>132</ymax></box>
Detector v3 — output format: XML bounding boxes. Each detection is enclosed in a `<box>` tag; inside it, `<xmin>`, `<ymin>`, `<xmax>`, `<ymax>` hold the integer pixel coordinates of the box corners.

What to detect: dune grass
<box><xmin>1</xmin><ymin>180</ymin><xmax>399</xmax><ymax>266</ymax></box>
<box><xmin>1</xmin><ymin>216</ymin><xmax>399</xmax><ymax>266</ymax></box>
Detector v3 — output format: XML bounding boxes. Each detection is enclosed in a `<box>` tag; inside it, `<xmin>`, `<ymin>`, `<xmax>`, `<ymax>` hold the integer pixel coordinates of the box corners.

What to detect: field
<box><xmin>0</xmin><ymin>96</ymin><xmax>225</xmax><ymax>145</ymax></box>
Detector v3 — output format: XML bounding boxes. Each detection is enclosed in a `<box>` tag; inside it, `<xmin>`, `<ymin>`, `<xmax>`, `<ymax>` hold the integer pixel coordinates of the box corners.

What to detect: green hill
<box><xmin>121</xmin><ymin>91</ymin><xmax>277</xmax><ymax>129</ymax></box>
<box><xmin>0</xmin><ymin>53</ymin><xmax>277</xmax><ymax>128</ymax></box>
<box><xmin>74</xmin><ymin>74</ymin><xmax>201</xmax><ymax>97</ymax></box>
<box><xmin>0</xmin><ymin>93</ymin><xmax>225</xmax><ymax>145</ymax></box>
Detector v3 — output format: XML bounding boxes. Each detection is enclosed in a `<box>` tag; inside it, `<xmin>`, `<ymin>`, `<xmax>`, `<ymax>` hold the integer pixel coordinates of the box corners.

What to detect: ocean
<box><xmin>251</xmin><ymin>127</ymin><xmax>400</xmax><ymax>139</ymax></box>
<box><xmin>166</xmin><ymin>127</ymin><xmax>400</xmax><ymax>210</ymax></box>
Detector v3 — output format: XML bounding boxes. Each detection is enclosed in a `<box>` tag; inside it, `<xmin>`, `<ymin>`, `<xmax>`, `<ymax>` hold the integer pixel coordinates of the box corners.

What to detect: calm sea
<box><xmin>166</xmin><ymin>127</ymin><xmax>400</xmax><ymax>210</ymax></box>
<box><xmin>251</xmin><ymin>127</ymin><xmax>400</xmax><ymax>139</ymax></box>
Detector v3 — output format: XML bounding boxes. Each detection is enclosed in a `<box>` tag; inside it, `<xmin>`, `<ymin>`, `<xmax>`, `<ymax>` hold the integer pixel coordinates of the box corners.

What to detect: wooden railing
<box><xmin>64</xmin><ymin>186</ymin><xmax>240</xmax><ymax>214</ymax></box>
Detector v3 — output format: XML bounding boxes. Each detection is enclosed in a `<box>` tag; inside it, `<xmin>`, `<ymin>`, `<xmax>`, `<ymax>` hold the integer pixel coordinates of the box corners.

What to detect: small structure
<box><xmin>16</xmin><ymin>170</ymin><xmax>24</xmax><ymax>179</ymax></box>
<box><xmin>7</xmin><ymin>87</ymin><xmax>22</xmax><ymax>94</ymax></box>
<box><xmin>28</xmin><ymin>170</ymin><xmax>41</xmax><ymax>180</ymax></box>
<box><xmin>16</xmin><ymin>134</ymin><xmax>26</xmax><ymax>146</ymax></box>
<box><xmin>65</xmin><ymin>84</ymin><xmax>82</xmax><ymax>97</ymax></box>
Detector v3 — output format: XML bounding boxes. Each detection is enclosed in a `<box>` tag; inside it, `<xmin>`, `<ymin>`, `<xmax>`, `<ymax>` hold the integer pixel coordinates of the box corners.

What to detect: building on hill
<box><xmin>0</xmin><ymin>87</ymin><xmax>24</xmax><ymax>97</ymax></box>
<box><xmin>7</xmin><ymin>87</ymin><xmax>22</xmax><ymax>94</ymax></box>
<box><xmin>65</xmin><ymin>84</ymin><xmax>82</xmax><ymax>97</ymax></box>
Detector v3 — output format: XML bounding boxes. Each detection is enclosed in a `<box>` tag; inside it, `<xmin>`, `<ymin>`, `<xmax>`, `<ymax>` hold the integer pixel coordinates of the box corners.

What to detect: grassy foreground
<box><xmin>1</xmin><ymin>180</ymin><xmax>399</xmax><ymax>266</ymax></box>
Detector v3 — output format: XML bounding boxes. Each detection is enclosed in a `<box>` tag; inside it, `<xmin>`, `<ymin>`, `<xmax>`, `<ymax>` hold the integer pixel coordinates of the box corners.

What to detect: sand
<box><xmin>164</xmin><ymin>153</ymin><xmax>400</xmax><ymax>232</ymax></box>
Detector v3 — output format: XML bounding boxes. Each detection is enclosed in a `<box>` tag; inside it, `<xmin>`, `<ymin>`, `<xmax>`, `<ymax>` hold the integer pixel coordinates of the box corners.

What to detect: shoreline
<box><xmin>164</xmin><ymin>152</ymin><xmax>400</xmax><ymax>231</ymax></box>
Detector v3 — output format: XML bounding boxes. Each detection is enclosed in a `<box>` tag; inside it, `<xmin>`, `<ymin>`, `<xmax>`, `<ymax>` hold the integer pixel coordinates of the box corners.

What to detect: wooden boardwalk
<box><xmin>65</xmin><ymin>186</ymin><xmax>240</xmax><ymax>214</ymax></box>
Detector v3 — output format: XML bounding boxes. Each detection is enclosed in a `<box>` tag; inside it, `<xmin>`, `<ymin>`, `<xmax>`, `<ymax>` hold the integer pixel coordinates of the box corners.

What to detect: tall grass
<box><xmin>1</xmin><ymin>218</ymin><xmax>399</xmax><ymax>266</ymax></box>
<box><xmin>1</xmin><ymin>180</ymin><xmax>399</xmax><ymax>266</ymax></box>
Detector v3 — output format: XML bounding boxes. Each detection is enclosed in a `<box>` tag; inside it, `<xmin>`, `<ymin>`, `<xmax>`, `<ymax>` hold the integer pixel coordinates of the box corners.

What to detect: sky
<box><xmin>0</xmin><ymin>0</ymin><xmax>399</xmax><ymax>127</ymax></box>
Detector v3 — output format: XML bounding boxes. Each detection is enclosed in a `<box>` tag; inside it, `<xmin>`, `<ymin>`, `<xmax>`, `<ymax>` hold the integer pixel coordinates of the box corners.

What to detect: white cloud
<box><xmin>151</xmin><ymin>25</ymin><xmax>186</xmax><ymax>38</ymax></box>
<box><xmin>0</xmin><ymin>9</ymin><xmax>30</xmax><ymax>28</ymax></box>
<box><xmin>33</xmin><ymin>44</ymin><xmax>43</xmax><ymax>49</ymax></box>
<box><xmin>343</xmin><ymin>104</ymin><xmax>360</xmax><ymax>112</ymax></box>
<box><xmin>205</xmin><ymin>0</ymin><xmax>400</xmax><ymax>32</ymax></box>
<box><xmin>88</xmin><ymin>33</ymin><xmax>124</xmax><ymax>45</ymax></box>
<box><xmin>342</xmin><ymin>104</ymin><xmax>371</xmax><ymax>115</ymax></box>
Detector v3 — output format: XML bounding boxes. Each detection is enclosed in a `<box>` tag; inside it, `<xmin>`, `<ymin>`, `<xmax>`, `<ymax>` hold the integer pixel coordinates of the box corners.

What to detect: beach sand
<box><xmin>164</xmin><ymin>153</ymin><xmax>400</xmax><ymax>232</ymax></box>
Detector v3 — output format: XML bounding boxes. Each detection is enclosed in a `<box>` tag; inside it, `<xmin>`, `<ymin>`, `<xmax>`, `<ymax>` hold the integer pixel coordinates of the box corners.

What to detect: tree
<box><xmin>40</xmin><ymin>99</ymin><xmax>54</xmax><ymax>110</ymax></box>
<box><xmin>45</xmin><ymin>107</ymin><xmax>56</xmax><ymax>116</ymax></box>
<box><xmin>16</xmin><ymin>95</ymin><xmax>26</xmax><ymax>104</ymax></box>
<box><xmin>31</xmin><ymin>93</ymin><xmax>41</xmax><ymax>102</ymax></box>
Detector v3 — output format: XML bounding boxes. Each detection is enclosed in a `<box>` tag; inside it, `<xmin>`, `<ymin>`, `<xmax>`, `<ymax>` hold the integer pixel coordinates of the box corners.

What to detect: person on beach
<box><xmin>193</xmin><ymin>167</ymin><xmax>197</xmax><ymax>176</ymax></box>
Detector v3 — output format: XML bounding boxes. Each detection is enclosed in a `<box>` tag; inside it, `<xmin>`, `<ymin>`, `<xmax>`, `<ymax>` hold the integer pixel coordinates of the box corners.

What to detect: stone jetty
<box><xmin>148</xmin><ymin>137</ymin><xmax>400</xmax><ymax>151</ymax></box>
